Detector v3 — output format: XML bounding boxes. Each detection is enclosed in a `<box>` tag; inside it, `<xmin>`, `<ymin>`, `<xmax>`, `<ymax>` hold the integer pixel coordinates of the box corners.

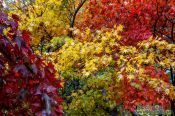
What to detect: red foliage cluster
<box><xmin>0</xmin><ymin>12</ymin><xmax>62</xmax><ymax>115</ymax></box>
<box><xmin>77</xmin><ymin>0</ymin><xmax>175</xmax><ymax>45</ymax></box>
<box><xmin>144</xmin><ymin>66</ymin><xmax>170</xmax><ymax>82</ymax></box>
<box><xmin>123</xmin><ymin>79</ymin><xmax>170</xmax><ymax>112</ymax></box>
<box><xmin>122</xmin><ymin>66</ymin><xmax>171</xmax><ymax>111</ymax></box>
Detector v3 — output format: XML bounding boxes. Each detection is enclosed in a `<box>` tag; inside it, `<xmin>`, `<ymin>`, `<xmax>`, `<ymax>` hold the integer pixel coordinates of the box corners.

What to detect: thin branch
<box><xmin>68</xmin><ymin>0</ymin><xmax>86</xmax><ymax>37</ymax></box>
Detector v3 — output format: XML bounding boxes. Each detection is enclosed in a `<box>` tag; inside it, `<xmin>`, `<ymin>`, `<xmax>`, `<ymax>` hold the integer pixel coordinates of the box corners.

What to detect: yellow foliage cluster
<box><xmin>8</xmin><ymin>0</ymin><xmax>68</xmax><ymax>46</ymax></box>
<box><xmin>55</xmin><ymin>25</ymin><xmax>124</xmax><ymax>76</ymax></box>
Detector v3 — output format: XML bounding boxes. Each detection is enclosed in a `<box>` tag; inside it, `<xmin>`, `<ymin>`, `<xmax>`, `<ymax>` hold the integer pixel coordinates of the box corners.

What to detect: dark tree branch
<box><xmin>68</xmin><ymin>0</ymin><xmax>86</xmax><ymax>37</ymax></box>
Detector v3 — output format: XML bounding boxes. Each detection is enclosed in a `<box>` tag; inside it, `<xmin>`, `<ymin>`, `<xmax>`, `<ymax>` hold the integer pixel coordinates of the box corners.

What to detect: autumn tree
<box><xmin>60</xmin><ymin>0</ymin><xmax>86</xmax><ymax>37</ymax></box>
<box><xmin>75</xmin><ymin>0</ymin><xmax>175</xmax><ymax>114</ymax></box>
<box><xmin>43</xmin><ymin>25</ymin><xmax>175</xmax><ymax>115</ymax></box>
<box><xmin>5</xmin><ymin>0</ymin><xmax>65</xmax><ymax>50</ymax></box>
<box><xmin>0</xmin><ymin>12</ymin><xmax>62</xmax><ymax>115</ymax></box>
<box><xmin>4</xmin><ymin>0</ymin><xmax>86</xmax><ymax>52</ymax></box>
<box><xmin>77</xmin><ymin>0</ymin><xmax>175</xmax><ymax>45</ymax></box>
